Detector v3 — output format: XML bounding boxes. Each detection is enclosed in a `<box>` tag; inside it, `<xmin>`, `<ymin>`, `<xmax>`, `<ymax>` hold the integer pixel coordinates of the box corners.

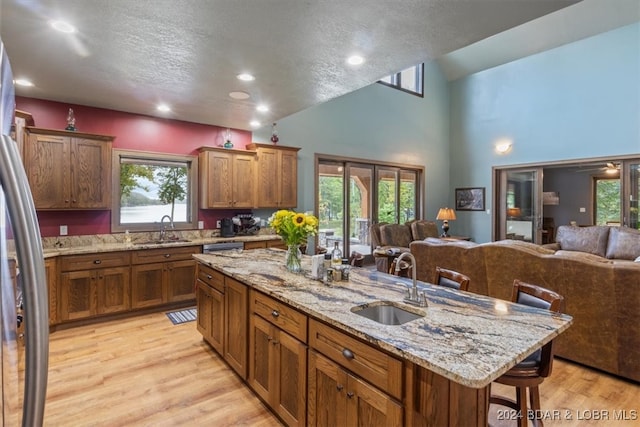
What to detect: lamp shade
<box><xmin>436</xmin><ymin>207</ymin><xmax>456</xmax><ymax>221</ymax></box>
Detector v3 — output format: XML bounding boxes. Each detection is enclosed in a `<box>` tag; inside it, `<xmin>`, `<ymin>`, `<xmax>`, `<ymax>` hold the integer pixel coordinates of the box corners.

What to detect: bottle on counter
<box><xmin>341</xmin><ymin>258</ymin><xmax>350</xmax><ymax>281</ymax></box>
<box><xmin>331</xmin><ymin>242</ymin><xmax>342</xmax><ymax>268</ymax></box>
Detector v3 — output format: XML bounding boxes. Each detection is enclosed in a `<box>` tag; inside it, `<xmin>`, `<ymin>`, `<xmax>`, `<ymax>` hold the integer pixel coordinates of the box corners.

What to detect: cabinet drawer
<box><xmin>197</xmin><ymin>264</ymin><xmax>225</xmax><ymax>293</ymax></box>
<box><xmin>267</xmin><ymin>240</ymin><xmax>286</xmax><ymax>249</ymax></box>
<box><xmin>251</xmin><ymin>290</ymin><xmax>307</xmax><ymax>343</ymax></box>
<box><xmin>244</xmin><ymin>241</ymin><xmax>267</xmax><ymax>250</ymax></box>
<box><xmin>132</xmin><ymin>246</ymin><xmax>201</xmax><ymax>264</ymax></box>
<box><xmin>60</xmin><ymin>251</ymin><xmax>131</xmax><ymax>271</ymax></box>
<box><xmin>309</xmin><ymin>319</ymin><xmax>402</xmax><ymax>400</ymax></box>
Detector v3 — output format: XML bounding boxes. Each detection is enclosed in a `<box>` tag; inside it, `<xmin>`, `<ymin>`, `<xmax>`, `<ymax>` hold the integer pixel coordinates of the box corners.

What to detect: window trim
<box><xmin>111</xmin><ymin>149</ymin><xmax>199</xmax><ymax>233</ymax></box>
<box><xmin>377</xmin><ymin>63</ymin><xmax>424</xmax><ymax>97</ymax></box>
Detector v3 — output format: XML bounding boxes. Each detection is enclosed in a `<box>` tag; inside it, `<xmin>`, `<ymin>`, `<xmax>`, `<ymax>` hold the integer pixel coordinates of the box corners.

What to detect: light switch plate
<box><xmin>216</xmin><ymin>220</ymin><xmax>221</xmax><ymax>228</ymax></box>
<box><xmin>60</xmin><ymin>225</ymin><xmax>68</xmax><ymax>236</ymax></box>
<box><xmin>198</xmin><ymin>221</ymin><xmax>204</xmax><ymax>229</ymax></box>
<box><xmin>579</xmin><ymin>207</ymin><xmax>586</xmax><ymax>213</ymax></box>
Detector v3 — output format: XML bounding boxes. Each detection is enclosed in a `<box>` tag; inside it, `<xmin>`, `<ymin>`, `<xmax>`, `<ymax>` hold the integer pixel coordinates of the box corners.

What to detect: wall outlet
<box><xmin>198</xmin><ymin>221</ymin><xmax>204</xmax><ymax>229</ymax></box>
<box><xmin>60</xmin><ymin>225</ymin><xmax>68</xmax><ymax>236</ymax></box>
<box><xmin>579</xmin><ymin>207</ymin><xmax>586</xmax><ymax>213</ymax></box>
<box><xmin>216</xmin><ymin>220</ymin><xmax>221</xmax><ymax>228</ymax></box>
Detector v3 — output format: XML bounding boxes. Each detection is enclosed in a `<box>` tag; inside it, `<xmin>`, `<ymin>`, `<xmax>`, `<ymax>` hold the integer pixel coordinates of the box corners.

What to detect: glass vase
<box><xmin>285</xmin><ymin>244</ymin><xmax>302</xmax><ymax>273</ymax></box>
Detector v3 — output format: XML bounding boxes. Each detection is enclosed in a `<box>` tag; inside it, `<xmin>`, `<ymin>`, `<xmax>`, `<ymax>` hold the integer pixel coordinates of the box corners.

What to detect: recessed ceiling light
<box><xmin>256</xmin><ymin>104</ymin><xmax>269</xmax><ymax>113</ymax></box>
<box><xmin>14</xmin><ymin>78</ymin><xmax>34</xmax><ymax>87</ymax></box>
<box><xmin>237</xmin><ymin>73</ymin><xmax>255</xmax><ymax>82</ymax></box>
<box><xmin>250</xmin><ymin>120</ymin><xmax>261</xmax><ymax>128</ymax></box>
<box><xmin>50</xmin><ymin>20</ymin><xmax>77</xmax><ymax>34</ymax></box>
<box><xmin>229</xmin><ymin>91</ymin><xmax>250</xmax><ymax>100</ymax></box>
<box><xmin>157</xmin><ymin>104</ymin><xmax>171</xmax><ymax>112</ymax></box>
<box><xmin>347</xmin><ymin>55</ymin><xmax>365</xmax><ymax>66</ymax></box>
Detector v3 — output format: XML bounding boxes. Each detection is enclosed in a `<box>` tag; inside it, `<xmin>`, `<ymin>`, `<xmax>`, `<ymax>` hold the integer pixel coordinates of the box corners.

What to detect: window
<box><xmin>594</xmin><ymin>177</ymin><xmax>621</xmax><ymax>225</ymax></box>
<box><xmin>111</xmin><ymin>150</ymin><xmax>198</xmax><ymax>233</ymax></box>
<box><xmin>378</xmin><ymin>63</ymin><xmax>424</xmax><ymax>97</ymax></box>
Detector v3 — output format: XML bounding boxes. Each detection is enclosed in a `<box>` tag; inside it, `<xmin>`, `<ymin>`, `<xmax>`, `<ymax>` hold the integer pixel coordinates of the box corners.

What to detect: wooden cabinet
<box><xmin>23</xmin><ymin>127</ymin><xmax>113</xmax><ymax>209</ymax></box>
<box><xmin>244</xmin><ymin>239</ymin><xmax>286</xmax><ymax>250</ymax></box>
<box><xmin>308</xmin><ymin>351</ymin><xmax>402</xmax><ymax>427</ymax></box>
<box><xmin>131</xmin><ymin>246</ymin><xmax>200</xmax><ymax>309</ymax></box>
<box><xmin>224</xmin><ymin>276</ymin><xmax>249</xmax><ymax>378</ymax></box>
<box><xmin>196</xmin><ymin>264</ymin><xmax>225</xmax><ymax>353</ymax></box>
<box><xmin>307</xmin><ymin>319</ymin><xmax>403</xmax><ymax>427</ymax></box>
<box><xmin>45</xmin><ymin>258</ymin><xmax>58</xmax><ymax>325</ymax></box>
<box><xmin>199</xmin><ymin>147</ymin><xmax>256</xmax><ymax>209</ymax></box>
<box><xmin>249</xmin><ymin>291</ymin><xmax>307</xmax><ymax>426</ymax></box>
<box><xmin>248</xmin><ymin>143</ymin><xmax>300</xmax><ymax>208</ymax></box>
<box><xmin>59</xmin><ymin>252</ymin><xmax>131</xmax><ymax>321</ymax></box>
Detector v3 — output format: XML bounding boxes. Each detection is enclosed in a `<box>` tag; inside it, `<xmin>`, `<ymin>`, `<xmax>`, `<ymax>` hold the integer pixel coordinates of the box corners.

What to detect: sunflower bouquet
<box><xmin>268</xmin><ymin>209</ymin><xmax>319</xmax><ymax>246</ymax></box>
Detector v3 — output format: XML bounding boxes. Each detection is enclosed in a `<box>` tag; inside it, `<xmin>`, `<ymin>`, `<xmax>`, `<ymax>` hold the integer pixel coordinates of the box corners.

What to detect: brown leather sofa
<box><xmin>370</xmin><ymin>220</ymin><xmax>439</xmax><ymax>273</ymax></box>
<box><xmin>410</xmin><ymin>225</ymin><xmax>640</xmax><ymax>383</ymax></box>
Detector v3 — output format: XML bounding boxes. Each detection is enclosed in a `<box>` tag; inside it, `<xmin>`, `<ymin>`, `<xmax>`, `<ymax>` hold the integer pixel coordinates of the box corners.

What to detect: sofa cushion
<box><xmin>606</xmin><ymin>226</ymin><xmax>640</xmax><ymax>260</ymax></box>
<box><xmin>380</xmin><ymin>223</ymin><xmax>413</xmax><ymax>248</ymax></box>
<box><xmin>556</xmin><ymin>225</ymin><xmax>610</xmax><ymax>257</ymax></box>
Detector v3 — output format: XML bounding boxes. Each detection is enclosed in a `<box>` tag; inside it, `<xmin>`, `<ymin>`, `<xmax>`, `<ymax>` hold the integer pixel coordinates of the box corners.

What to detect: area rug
<box><xmin>166</xmin><ymin>307</ymin><xmax>197</xmax><ymax>325</ymax></box>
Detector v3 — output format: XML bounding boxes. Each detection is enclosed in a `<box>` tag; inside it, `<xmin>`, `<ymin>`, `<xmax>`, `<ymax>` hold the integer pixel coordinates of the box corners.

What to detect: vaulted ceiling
<box><xmin>1</xmin><ymin>0</ymin><xmax>637</xmax><ymax>131</ymax></box>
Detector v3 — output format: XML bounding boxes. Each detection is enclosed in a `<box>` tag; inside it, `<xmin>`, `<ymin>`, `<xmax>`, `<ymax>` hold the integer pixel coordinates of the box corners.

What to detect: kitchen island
<box><xmin>194</xmin><ymin>249</ymin><xmax>572</xmax><ymax>426</ymax></box>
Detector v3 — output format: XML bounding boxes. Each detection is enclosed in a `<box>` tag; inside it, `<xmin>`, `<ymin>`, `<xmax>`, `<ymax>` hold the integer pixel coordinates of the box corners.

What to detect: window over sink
<box><xmin>111</xmin><ymin>149</ymin><xmax>198</xmax><ymax>233</ymax></box>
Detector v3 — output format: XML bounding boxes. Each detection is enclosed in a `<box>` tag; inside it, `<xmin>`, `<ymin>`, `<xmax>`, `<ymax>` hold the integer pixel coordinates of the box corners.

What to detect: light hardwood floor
<box><xmin>31</xmin><ymin>310</ymin><xmax>639</xmax><ymax>426</ymax></box>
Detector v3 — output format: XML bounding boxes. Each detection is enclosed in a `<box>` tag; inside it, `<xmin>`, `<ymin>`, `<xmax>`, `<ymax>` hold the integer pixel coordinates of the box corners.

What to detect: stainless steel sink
<box><xmin>351</xmin><ymin>301</ymin><xmax>425</xmax><ymax>325</ymax></box>
<box><xmin>133</xmin><ymin>239</ymin><xmax>191</xmax><ymax>245</ymax></box>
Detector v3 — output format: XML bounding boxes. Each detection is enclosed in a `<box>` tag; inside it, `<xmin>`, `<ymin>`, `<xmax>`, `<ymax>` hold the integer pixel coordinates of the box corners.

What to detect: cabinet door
<box><xmin>232</xmin><ymin>153</ymin><xmax>256</xmax><ymax>208</ymax></box>
<box><xmin>59</xmin><ymin>270</ymin><xmax>96</xmax><ymax>321</ymax></box>
<box><xmin>248</xmin><ymin>315</ymin><xmax>275</xmax><ymax>405</ymax></box>
<box><xmin>346</xmin><ymin>375</ymin><xmax>402</xmax><ymax>427</ymax></box>
<box><xmin>255</xmin><ymin>147</ymin><xmax>279</xmax><ymax>207</ymax></box>
<box><xmin>166</xmin><ymin>259</ymin><xmax>196</xmax><ymax>302</ymax></box>
<box><xmin>308</xmin><ymin>351</ymin><xmax>348</xmax><ymax>427</ymax></box>
<box><xmin>224</xmin><ymin>276</ymin><xmax>248</xmax><ymax>379</ymax></box>
<box><xmin>279</xmin><ymin>149</ymin><xmax>298</xmax><ymax>208</ymax></box>
<box><xmin>71</xmin><ymin>137</ymin><xmax>111</xmax><ymax>208</ymax></box>
<box><xmin>197</xmin><ymin>281</ymin><xmax>213</xmax><ymax>338</ymax></box>
<box><xmin>202</xmin><ymin>150</ymin><xmax>233</xmax><ymax>208</ymax></box>
<box><xmin>25</xmin><ymin>132</ymin><xmax>69</xmax><ymax>209</ymax></box>
<box><xmin>45</xmin><ymin>258</ymin><xmax>58</xmax><ymax>325</ymax></box>
<box><xmin>197</xmin><ymin>281</ymin><xmax>224</xmax><ymax>353</ymax></box>
<box><xmin>97</xmin><ymin>266</ymin><xmax>130</xmax><ymax>314</ymax></box>
<box><xmin>131</xmin><ymin>262</ymin><xmax>165</xmax><ymax>308</ymax></box>
<box><xmin>276</xmin><ymin>330</ymin><xmax>307</xmax><ymax>427</ymax></box>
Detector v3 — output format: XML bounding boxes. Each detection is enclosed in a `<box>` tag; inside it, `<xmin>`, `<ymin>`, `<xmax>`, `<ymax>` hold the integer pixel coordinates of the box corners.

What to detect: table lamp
<box><xmin>436</xmin><ymin>207</ymin><xmax>456</xmax><ymax>237</ymax></box>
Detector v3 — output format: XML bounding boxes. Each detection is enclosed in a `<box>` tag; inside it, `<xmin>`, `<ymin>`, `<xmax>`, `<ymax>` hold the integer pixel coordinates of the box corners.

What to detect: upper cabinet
<box><xmin>23</xmin><ymin>127</ymin><xmax>114</xmax><ymax>210</ymax></box>
<box><xmin>199</xmin><ymin>147</ymin><xmax>257</xmax><ymax>209</ymax></box>
<box><xmin>247</xmin><ymin>143</ymin><xmax>300</xmax><ymax>209</ymax></box>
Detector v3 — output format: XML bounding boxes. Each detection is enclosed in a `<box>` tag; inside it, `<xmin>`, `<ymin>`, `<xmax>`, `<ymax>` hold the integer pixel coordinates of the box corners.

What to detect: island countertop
<box><xmin>193</xmin><ymin>248</ymin><xmax>573</xmax><ymax>388</ymax></box>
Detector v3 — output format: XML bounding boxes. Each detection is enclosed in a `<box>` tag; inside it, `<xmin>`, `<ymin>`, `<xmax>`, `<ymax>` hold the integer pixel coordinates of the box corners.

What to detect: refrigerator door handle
<box><xmin>0</xmin><ymin>134</ymin><xmax>48</xmax><ymax>426</ymax></box>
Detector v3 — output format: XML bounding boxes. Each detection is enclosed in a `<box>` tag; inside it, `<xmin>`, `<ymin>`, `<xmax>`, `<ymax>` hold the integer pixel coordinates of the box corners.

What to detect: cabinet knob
<box><xmin>336</xmin><ymin>384</ymin><xmax>344</xmax><ymax>391</ymax></box>
<box><xmin>271</xmin><ymin>310</ymin><xmax>280</xmax><ymax>318</ymax></box>
<box><xmin>164</xmin><ymin>254</ymin><xmax>171</xmax><ymax>258</ymax></box>
<box><xmin>206</xmin><ymin>274</ymin><xmax>212</xmax><ymax>279</ymax></box>
<box><xmin>346</xmin><ymin>392</ymin><xmax>354</xmax><ymax>399</ymax></box>
<box><xmin>64</xmin><ymin>199</ymin><xmax>69</xmax><ymax>203</ymax></box>
<box><xmin>93</xmin><ymin>260</ymin><xmax>101</xmax><ymax>264</ymax></box>
<box><xmin>272</xmin><ymin>340</ymin><xmax>279</xmax><ymax>345</ymax></box>
<box><xmin>341</xmin><ymin>348</ymin><xmax>354</xmax><ymax>360</ymax></box>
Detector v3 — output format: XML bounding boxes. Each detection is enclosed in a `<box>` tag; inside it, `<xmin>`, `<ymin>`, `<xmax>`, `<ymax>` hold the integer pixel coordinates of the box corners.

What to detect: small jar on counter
<box><xmin>341</xmin><ymin>258</ymin><xmax>350</xmax><ymax>281</ymax></box>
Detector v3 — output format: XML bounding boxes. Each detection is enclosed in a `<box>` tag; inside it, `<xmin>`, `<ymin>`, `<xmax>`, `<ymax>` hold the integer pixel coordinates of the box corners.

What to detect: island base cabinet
<box><xmin>405</xmin><ymin>363</ymin><xmax>489</xmax><ymax>427</ymax></box>
<box><xmin>196</xmin><ymin>280</ymin><xmax>224</xmax><ymax>354</ymax></box>
<box><xmin>308</xmin><ymin>350</ymin><xmax>402</xmax><ymax>427</ymax></box>
<box><xmin>224</xmin><ymin>277</ymin><xmax>248</xmax><ymax>379</ymax></box>
<box><xmin>249</xmin><ymin>314</ymin><xmax>307</xmax><ymax>427</ymax></box>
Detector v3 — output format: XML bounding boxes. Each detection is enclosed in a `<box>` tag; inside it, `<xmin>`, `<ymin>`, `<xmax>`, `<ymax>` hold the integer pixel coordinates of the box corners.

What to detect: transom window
<box><xmin>378</xmin><ymin>63</ymin><xmax>424</xmax><ymax>97</ymax></box>
<box><xmin>111</xmin><ymin>149</ymin><xmax>198</xmax><ymax>233</ymax></box>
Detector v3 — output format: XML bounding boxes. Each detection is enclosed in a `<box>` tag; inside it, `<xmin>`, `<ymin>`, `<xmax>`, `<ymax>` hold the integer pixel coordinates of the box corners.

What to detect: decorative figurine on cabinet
<box><xmin>223</xmin><ymin>128</ymin><xmax>233</xmax><ymax>149</ymax></box>
<box><xmin>270</xmin><ymin>122</ymin><xmax>279</xmax><ymax>144</ymax></box>
<box><xmin>65</xmin><ymin>108</ymin><xmax>76</xmax><ymax>131</ymax></box>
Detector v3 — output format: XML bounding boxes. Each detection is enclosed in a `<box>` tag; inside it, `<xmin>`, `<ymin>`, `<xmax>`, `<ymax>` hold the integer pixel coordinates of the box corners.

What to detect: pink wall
<box><xmin>17</xmin><ymin>97</ymin><xmax>252</xmax><ymax>237</ymax></box>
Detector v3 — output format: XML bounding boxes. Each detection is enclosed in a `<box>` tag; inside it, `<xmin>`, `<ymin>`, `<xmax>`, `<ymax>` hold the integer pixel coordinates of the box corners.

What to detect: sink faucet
<box><xmin>159</xmin><ymin>215</ymin><xmax>174</xmax><ymax>241</ymax></box>
<box><xmin>394</xmin><ymin>252</ymin><xmax>425</xmax><ymax>306</ymax></box>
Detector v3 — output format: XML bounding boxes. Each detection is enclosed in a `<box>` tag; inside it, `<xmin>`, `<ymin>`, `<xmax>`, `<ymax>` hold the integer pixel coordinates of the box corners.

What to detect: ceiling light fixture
<box><xmin>229</xmin><ymin>91</ymin><xmax>250</xmax><ymax>100</ymax></box>
<box><xmin>250</xmin><ymin>120</ymin><xmax>261</xmax><ymax>128</ymax></box>
<box><xmin>50</xmin><ymin>20</ymin><xmax>77</xmax><ymax>34</ymax></box>
<box><xmin>347</xmin><ymin>55</ymin><xmax>365</xmax><ymax>66</ymax></box>
<box><xmin>237</xmin><ymin>73</ymin><xmax>255</xmax><ymax>82</ymax></box>
<box><xmin>14</xmin><ymin>78</ymin><xmax>34</xmax><ymax>87</ymax></box>
<box><xmin>157</xmin><ymin>104</ymin><xmax>171</xmax><ymax>112</ymax></box>
<box><xmin>256</xmin><ymin>104</ymin><xmax>269</xmax><ymax>113</ymax></box>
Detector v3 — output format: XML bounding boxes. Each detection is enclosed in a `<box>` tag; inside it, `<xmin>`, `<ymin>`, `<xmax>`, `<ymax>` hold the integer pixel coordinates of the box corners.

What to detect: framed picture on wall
<box><xmin>455</xmin><ymin>187</ymin><xmax>485</xmax><ymax>211</ymax></box>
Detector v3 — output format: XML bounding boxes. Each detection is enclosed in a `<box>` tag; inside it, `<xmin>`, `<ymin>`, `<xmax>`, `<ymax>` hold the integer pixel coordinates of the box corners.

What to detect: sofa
<box><xmin>370</xmin><ymin>220</ymin><xmax>439</xmax><ymax>273</ymax></box>
<box><xmin>409</xmin><ymin>225</ymin><xmax>640</xmax><ymax>383</ymax></box>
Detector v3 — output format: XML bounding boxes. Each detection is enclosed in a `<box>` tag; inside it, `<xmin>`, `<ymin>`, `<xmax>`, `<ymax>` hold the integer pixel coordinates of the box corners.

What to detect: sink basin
<box><xmin>133</xmin><ymin>239</ymin><xmax>191</xmax><ymax>245</ymax></box>
<box><xmin>351</xmin><ymin>301</ymin><xmax>425</xmax><ymax>325</ymax></box>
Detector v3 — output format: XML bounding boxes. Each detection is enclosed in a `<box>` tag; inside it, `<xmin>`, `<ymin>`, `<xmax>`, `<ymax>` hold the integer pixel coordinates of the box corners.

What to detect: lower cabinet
<box><xmin>196</xmin><ymin>265</ymin><xmax>224</xmax><ymax>353</ymax></box>
<box><xmin>248</xmin><ymin>293</ymin><xmax>307</xmax><ymax>427</ymax></box>
<box><xmin>45</xmin><ymin>258</ymin><xmax>57</xmax><ymax>325</ymax></box>
<box><xmin>308</xmin><ymin>350</ymin><xmax>402</xmax><ymax>427</ymax></box>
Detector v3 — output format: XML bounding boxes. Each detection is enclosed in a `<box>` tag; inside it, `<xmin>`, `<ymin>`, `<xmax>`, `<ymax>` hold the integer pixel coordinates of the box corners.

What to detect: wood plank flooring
<box><xmin>31</xmin><ymin>311</ymin><xmax>639</xmax><ymax>426</ymax></box>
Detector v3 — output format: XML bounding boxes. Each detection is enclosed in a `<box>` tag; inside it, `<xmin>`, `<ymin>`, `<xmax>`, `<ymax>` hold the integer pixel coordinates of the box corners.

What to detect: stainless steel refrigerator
<box><xmin>0</xmin><ymin>38</ymin><xmax>48</xmax><ymax>426</ymax></box>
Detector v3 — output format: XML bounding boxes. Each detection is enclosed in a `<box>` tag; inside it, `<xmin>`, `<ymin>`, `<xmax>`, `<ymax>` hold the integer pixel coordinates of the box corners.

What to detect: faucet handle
<box><xmin>420</xmin><ymin>291</ymin><xmax>428</xmax><ymax>307</ymax></box>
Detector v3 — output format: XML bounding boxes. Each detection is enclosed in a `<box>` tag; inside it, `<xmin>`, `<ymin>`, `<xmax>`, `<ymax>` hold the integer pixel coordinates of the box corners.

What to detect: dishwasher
<box><xmin>202</xmin><ymin>241</ymin><xmax>244</xmax><ymax>253</ymax></box>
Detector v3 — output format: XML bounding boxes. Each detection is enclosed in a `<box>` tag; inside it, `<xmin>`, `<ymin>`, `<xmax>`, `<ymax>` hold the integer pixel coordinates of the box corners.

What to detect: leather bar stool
<box><xmin>490</xmin><ymin>279</ymin><xmax>564</xmax><ymax>427</ymax></box>
<box><xmin>434</xmin><ymin>266</ymin><xmax>470</xmax><ymax>291</ymax></box>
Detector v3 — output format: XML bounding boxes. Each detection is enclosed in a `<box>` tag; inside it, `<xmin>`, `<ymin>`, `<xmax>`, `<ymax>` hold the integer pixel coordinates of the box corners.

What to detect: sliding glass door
<box><xmin>623</xmin><ymin>160</ymin><xmax>640</xmax><ymax>229</ymax></box>
<box><xmin>495</xmin><ymin>168</ymin><xmax>543</xmax><ymax>243</ymax></box>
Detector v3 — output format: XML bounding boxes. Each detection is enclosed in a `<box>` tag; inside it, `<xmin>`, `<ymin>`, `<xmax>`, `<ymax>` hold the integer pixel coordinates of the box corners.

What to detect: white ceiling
<box><xmin>1</xmin><ymin>0</ymin><xmax>637</xmax><ymax>131</ymax></box>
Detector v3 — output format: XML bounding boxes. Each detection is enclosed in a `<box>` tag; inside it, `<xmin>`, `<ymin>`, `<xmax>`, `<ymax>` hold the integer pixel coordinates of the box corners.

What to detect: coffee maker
<box><xmin>220</xmin><ymin>218</ymin><xmax>235</xmax><ymax>237</ymax></box>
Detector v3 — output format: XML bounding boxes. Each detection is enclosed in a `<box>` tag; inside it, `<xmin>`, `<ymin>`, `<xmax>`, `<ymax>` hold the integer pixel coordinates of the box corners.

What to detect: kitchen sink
<box><xmin>351</xmin><ymin>301</ymin><xmax>425</xmax><ymax>325</ymax></box>
<box><xmin>133</xmin><ymin>239</ymin><xmax>192</xmax><ymax>245</ymax></box>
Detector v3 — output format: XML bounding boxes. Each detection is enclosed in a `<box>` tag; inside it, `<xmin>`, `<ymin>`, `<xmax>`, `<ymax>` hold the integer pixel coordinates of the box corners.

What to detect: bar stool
<box><xmin>490</xmin><ymin>279</ymin><xmax>564</xmax><ymax>427</ymax></box>
<box><xmin>433</xmin><ymin>266</ymin><xmax>470</xmax><ymax>291</ymax></box>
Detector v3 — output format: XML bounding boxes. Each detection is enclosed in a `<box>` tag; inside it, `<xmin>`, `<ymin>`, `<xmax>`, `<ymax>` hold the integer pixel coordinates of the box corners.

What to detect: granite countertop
<box><xmin>193</xmin><ymin>248</ymin><xmax>573</xmax><ymax>389</ymax></box>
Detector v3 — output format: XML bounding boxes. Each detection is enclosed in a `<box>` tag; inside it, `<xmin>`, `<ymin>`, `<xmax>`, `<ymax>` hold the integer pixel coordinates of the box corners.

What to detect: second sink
<box><xmin>351</xmin><ymin>301</ymin><xmax>425</xmax><ymax>325</ymax></box>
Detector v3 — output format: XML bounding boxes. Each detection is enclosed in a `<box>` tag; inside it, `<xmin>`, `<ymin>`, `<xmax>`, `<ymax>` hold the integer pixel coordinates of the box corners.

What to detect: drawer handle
<box><xmin>206</xmin><ymin>274</ymin><xmax>212</xmax><ymax>279</ymax></box>
<box><xmin>164</xmin><ymin>254</ymin><xmax>171</xmax><ymax>258</ymax></box>
<box><xmin>93</xmin><ymin>260</ymin><xmax>101</xmax><ymax>264</ymax></box>
<box><xmin>342</xmin><ymin>348</ymin><xmax>354</xmax><ymax>360</ymax></box>
<box><xmin>271</xmin><ymin>310</ymin><xmax>280</xmax><ymax>318</ymax></box>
